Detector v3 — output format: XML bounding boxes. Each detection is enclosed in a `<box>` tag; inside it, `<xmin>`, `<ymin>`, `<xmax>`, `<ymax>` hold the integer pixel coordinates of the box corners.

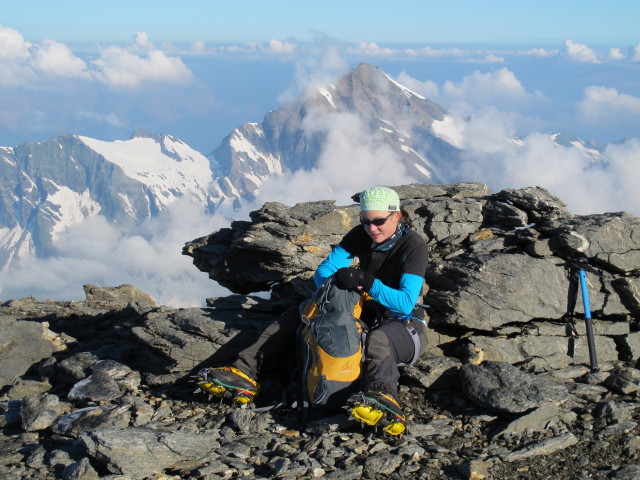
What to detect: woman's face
<box><xmin>360</xmin><ymin>210</ymin><xmax>401</xmax><ymax>244</ymax></box>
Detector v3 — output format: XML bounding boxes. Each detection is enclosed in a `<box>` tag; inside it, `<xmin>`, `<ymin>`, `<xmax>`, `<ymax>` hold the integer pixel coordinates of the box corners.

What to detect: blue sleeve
<box><xmin>367</xmin><ymin>272</ymin><xmax>424</xmax><ymax>317</ymax></box>
<box><xmin>313</xmin><ymin>245</ymin><xmax>354</xmax><ymax>288</ymax></box>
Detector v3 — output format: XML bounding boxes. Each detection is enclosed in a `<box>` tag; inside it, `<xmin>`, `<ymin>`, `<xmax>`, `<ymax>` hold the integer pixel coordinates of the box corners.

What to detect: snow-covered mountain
<box><xmin>208</xmin><ymin>63</ymin><xmax>459</xmax><ymax>208</ymax></box>
<box><xmin>0</xmin><ymin>130</ymin><xmax>213</xmax><ymax>269</ymax></box>
<box><xmin>0</xmin><ymin>63</ymin><xmax>608</xmax><ymax>274</ymax></box>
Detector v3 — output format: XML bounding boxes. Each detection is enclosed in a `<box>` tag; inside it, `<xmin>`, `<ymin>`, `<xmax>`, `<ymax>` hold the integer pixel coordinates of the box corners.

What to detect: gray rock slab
<box><xmin>79</xmin><ymin>427</ymin><xmax>220</xmax><ymax>478</ymax></box>
<box><xmin>495</xmin><ymin>186</ymin><xmax>570</xmax><ymax>223</ymax></box>
<box><xmin>364</xmin><ymin>451</ymin><xmax>404</xmax><ymax>475</ymax></box>
<box><xmin>543</xmin><ymin>212</ymin><xmax>640</xmax><ymax>273</ymax></box>
<box><xmin>53</xmin><ymin>405</ymin><xmax>132</xmax><ymax>438</ymax></box>
<box><xmin>402</xmin><ymin>355</ymin><xmax>461</xmax><ymax>390</ymax></box>
<box><xmin>21</xmin><ymin>393</ymin><xmax>64</xmax><ymax>432</ymax></box>
<box><xmin>68</xmin><ymin>371</ymin><xmax>122</xmax><ymax>403</ymax></box>
<box><xmin>426</xmin><ymin>253</ymin><xmax>568</xmax><ymax>330</ymax></box>
<box><xmin>470</xmin><ymin>333</ymin><xmax>618</xmax><ymax>370</ymax></box>
<box><xmin>0</xmin><ymin>317</ymin><xmax>57</xmax><ymax>389</ymax></box>
<box><xmin>495</xmin><ymin>404</ymin><xmax>562</xmax><ymax>437</ymax></box>
<box><xmin>61</xmin><ymin>457</ymin><xmax>99</xmax><ymax>480</ymax></box>
<box><xmin>501</xmin><ymin>432</ymin><xmax>579</xmax><ymax>462</ymax></box>
<box><xmin>461</xmin><ymin>361</ymin><xmax>571</xmax><ymax>415</ymax></box>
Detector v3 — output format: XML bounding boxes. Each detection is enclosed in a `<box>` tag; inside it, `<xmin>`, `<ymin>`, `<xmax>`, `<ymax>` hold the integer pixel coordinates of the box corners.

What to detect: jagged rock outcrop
<box><xmin>0</xmin><ymin>316</ymin><xmax>64</xmax><ymax>389</ymax></box>
<box><xmin>0</xmin><ymin>182</ymin><xmax>639</xmax><ymax>479</ymax></box>
<box><xmin>0</xmin><ymin>284</ymin><xmax>638</xmax><ymax>479</ymax></box>
<box><xmin>184</xmin><ymin>182</ymin><xmax>640</xmax><ymax>371</ymax></box>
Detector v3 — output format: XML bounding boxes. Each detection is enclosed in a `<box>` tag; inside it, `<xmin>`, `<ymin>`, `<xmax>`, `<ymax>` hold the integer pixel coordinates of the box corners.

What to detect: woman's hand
<box><xmin>334</xmin><ymin>267</ymin><xmax>375</xmax><ymax>292</ymax></box>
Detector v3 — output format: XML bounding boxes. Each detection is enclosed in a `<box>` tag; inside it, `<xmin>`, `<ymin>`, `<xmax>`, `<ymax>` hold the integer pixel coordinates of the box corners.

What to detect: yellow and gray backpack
<box><xmin>296</xmin><ymin>276</ymin><xmax>366</xmax><ymax>420</ymax></box>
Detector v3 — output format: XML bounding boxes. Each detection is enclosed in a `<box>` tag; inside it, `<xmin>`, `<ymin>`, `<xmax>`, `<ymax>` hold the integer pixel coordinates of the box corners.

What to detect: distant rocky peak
<box><xmin>207</xmin><ymin>63</ymin><xmax>455</xmax><ymax>212</ymax></box>
<box><xmin>130</xmin><ymin>128</ymin><xmax>161</xmax><ymax>141</ymax></box>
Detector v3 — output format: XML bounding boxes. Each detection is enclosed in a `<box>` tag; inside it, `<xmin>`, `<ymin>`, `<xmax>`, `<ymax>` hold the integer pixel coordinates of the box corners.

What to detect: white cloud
<box><xmin>232</xmin><ymin>39</ymin><xmax>297</xmax><ymax>55</ymax></box>
<box><xmin>267</xmin><ymin>39</ymin><xmax>296</xmax><ymax>54</ymax></box>
<box><xmin>410</xmin><ymin>45</ymin><xmax>467</xmax><ymax>58</ymax></box>
<box><xmin>77</xmin><ymin>111</ymin><xmax>127</xmax><ymax>128</ymax></box>
<box><xmin>277</xmin><ymin>39</ymin><xmax>349</xmax><ymax>104</ymax></box>
<box><xmin>564</xmin><ymin>38</ymin><xmax>599</xmax><ymax>63</ymax></box>
<box><xmin>0</xmin><ymin>26</ymin><xmax>193</xmax><ymax>90</ymax></box>
<box><xmin>192</xmin><ymin>40</ymin><xmax>206</xmax><ymax>53</ymax></box>
<box><xmin>631</xmin><ymin>44</ymin><xmax>640</xmax><ymax>62</ymax></box>
<box><xmin>467</xmin><ymin>54</ymin><xmax>505</xmax><ymax>64</ymax></box>
<box><xmin>401</xmin><ymin>69</ymin><xmax>549</xmax><ymax>145</ymax></box>
<box><xmin>602</xmin><ymin>139</ymin><xmax>640</xmax><ymax>213</ymax></box>
<box><xmin>0</xmin><ymin>61</ymin><xmax>33</xmax><ymax>87</ymax></box>
<box><xmin>395</xmin><ymin>71</ymin><xmax>439</xmax><ymax>99</ymax></box>
<box><xmin>398</xmin><ymin>62</ymin><xmax>640</xmax><ymax>216</ymax></box>
<box><xmin>251</xmin><ymin>109</ymin><xmax>415</xmax><ymax>210</ymax></box>
<box><xmin>607</xmin><ymin>47</ymin><xmax>625</xmax><ymax>61</ymax></box>
<box><xmin>0</xmin><ymin>25</ymin><xmax>31</xmax><ymax>59</ymax></box>
<box><xmin>0</xmin><ymin>198</ymin><xmax>229</xmax><ymax>306</ymax></box>
<box><xmin>518</xmin><ymin>48</ymin><xmax>558</xmax><ymax>57</ymax></box>
<box><xmin>92</xmin><ymin>46</ymin><xmax>193</xmax><ymax>89</ymax></box>
<box><xmin>133</xmin><ymin>31</ymin><xmax>154</xmax><ymax>51</ymax></box>
<box><xmin>30</xmin><ymin>39</ymin><xmax>90</xmax><ymax>78</ymax></box>
<box><xmin>434</xmin><ymin>108</ymin><xmax>519</xmax><ymax>153</ymax></box>
<box><xmin>348</xmin><ymin>41</ymin><xmax>395</xmax><ymax>56</ymax></box>
<box><xmin>577</xmin><ymin>86</ymin><xmax>640</xmax><ymax>124</ymax></box>
<box><xmin>442</xmin><ymin>68</ymin><xmax>530</xmax><ymax>106</ymax></box>
<box><xmin>430</xmin><ymin>107</ymin><xmax>640</xmax><ymax>216</ymax></box>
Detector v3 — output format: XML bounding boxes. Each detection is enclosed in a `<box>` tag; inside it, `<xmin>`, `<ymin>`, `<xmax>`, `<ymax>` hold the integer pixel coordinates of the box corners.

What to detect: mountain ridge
<box><xmin>208</xmin><ymin>63</ymin><xmax>455</xmax><ymax>207</ymax></box>
<box><xmin>0</xmin><ymin>132</ymin><xmax>214</xmax><ymax>269</ymax></box>
<box><xmin>0</xmin><ymin>63</ymin><xmax>609</xmax><ymax>282</ymax></box>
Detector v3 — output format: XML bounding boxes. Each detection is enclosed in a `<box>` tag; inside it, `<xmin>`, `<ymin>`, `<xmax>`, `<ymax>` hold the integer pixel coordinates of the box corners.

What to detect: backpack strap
<box><xmin>397</xmin><ymin>321</ymin><xmax>422</xmax><ymax>367</ymax></box>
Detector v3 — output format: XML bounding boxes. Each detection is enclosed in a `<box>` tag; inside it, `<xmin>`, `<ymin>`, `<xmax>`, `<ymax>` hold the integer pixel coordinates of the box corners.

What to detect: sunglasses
<box><xmin>360</xmin><ymin>212</ymin><xmax>394</xmax><ymax>227</ymax></box>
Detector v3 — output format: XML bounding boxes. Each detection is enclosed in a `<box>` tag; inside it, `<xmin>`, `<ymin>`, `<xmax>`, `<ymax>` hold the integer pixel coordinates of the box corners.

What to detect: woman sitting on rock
<box><xmin>198</xmin><ymin>185</ymin><xmax>430</xmax><ymax>435</ymax></box>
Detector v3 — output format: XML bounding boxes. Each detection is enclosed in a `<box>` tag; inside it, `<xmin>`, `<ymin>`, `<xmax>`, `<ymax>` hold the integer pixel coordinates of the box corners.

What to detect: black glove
<box><xmin>334</xmin><ymin>267</ymin><xmax>375</xmax><ymax>292</ymax></box>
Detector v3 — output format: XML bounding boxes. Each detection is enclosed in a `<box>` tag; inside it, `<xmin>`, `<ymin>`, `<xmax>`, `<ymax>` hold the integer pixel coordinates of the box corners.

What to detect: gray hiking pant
<box><xmin>232</xmin><ymin>306</ymin><xmax>428</xmax><ymax>400</ymax></box>
<box><xmin>364</xmin><ymin>319</ymin><xmax>428</xmax><ymax>397</ymax></box>
<box><xmin>233</xmin><ymin>306</ymin><xmax>300</xmax><ymax>380</ymax></box>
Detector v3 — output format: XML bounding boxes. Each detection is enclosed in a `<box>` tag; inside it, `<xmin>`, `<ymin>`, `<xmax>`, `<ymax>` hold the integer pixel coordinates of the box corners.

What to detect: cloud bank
<box><xmin>0</xmin><ymin>26</ymin><xmax>192</xmax><ymax>89</ymax></box>
<box><xmin>0</xmin><ymin>198</ymin><xmax>230</xmax><ymax>306</ymax></box>
<box><xmin>395</xmin><ymin>68</ymin><xmax>640</xmax><ymax>217</ymax></box>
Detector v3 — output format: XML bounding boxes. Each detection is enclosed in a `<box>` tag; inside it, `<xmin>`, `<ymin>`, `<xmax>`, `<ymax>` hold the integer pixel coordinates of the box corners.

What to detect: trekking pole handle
<box><xmin>578</xmin><ymin>269</ymin><xmax>599</xmax><ymax>372</ymax></box>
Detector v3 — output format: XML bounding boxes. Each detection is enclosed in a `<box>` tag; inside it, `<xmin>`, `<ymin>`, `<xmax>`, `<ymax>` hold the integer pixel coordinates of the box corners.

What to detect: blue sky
<box><xmin>3</xmin><ymin>0</ymin><xmax>639</xmax><ymax>45</ymax></box>
<box><xmin>2</xmin><ymin>2</ymin><xmax>639</xmax><ymax>149</ymax></box>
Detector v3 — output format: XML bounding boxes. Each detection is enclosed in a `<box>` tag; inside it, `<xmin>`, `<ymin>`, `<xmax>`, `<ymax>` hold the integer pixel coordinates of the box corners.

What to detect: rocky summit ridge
<box><xmin>1</xmin><ymin>182</ymin><xmax>640</xmax><ymax>480</ymax></box>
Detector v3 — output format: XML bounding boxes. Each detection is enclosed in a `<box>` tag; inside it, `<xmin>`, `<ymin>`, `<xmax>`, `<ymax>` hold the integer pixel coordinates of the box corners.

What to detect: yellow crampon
<box><xmin>197</xmin><ymin>366</ymin><xmax>259</xmax><ymax>404</ymax></box>
<box><xmin>348</xmin><ymin>392</ymin><xmax>406</xmax><ymax>436</ymax></box>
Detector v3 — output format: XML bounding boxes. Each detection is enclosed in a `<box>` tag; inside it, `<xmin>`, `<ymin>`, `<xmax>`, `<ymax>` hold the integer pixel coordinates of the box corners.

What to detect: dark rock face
<box><xmin>0</xmin><ymin>184</ymin><xmax>639</xmax><ymax>479</ymax></box>
<box><xmin>0</xmin><ymin>316</ymin><xmax>59</xmax><ymax>389</ymax></box>
<box><xmin>184</xmin><ymin>182</ymin><xmax>639</xmax><ymax>370</ymax></box>
<box><xmin>460</xmin><ymin>361</ymin><xmax>571</xmax><ymax>415</ymax></box>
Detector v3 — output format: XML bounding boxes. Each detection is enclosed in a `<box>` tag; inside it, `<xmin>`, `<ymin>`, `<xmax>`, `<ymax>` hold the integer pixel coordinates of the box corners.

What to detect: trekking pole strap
<box><xmin>564</xmin><ymin>269</ymin><xmax>580</xmax><ymax>338</ymax></box>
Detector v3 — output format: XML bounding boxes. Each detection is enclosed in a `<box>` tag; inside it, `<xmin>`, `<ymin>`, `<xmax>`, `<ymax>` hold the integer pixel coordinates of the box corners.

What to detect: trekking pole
<box><xmin>578</xmin><ymin>269</ymin><xmax>598</xmax><ymax>372</ymax></box>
